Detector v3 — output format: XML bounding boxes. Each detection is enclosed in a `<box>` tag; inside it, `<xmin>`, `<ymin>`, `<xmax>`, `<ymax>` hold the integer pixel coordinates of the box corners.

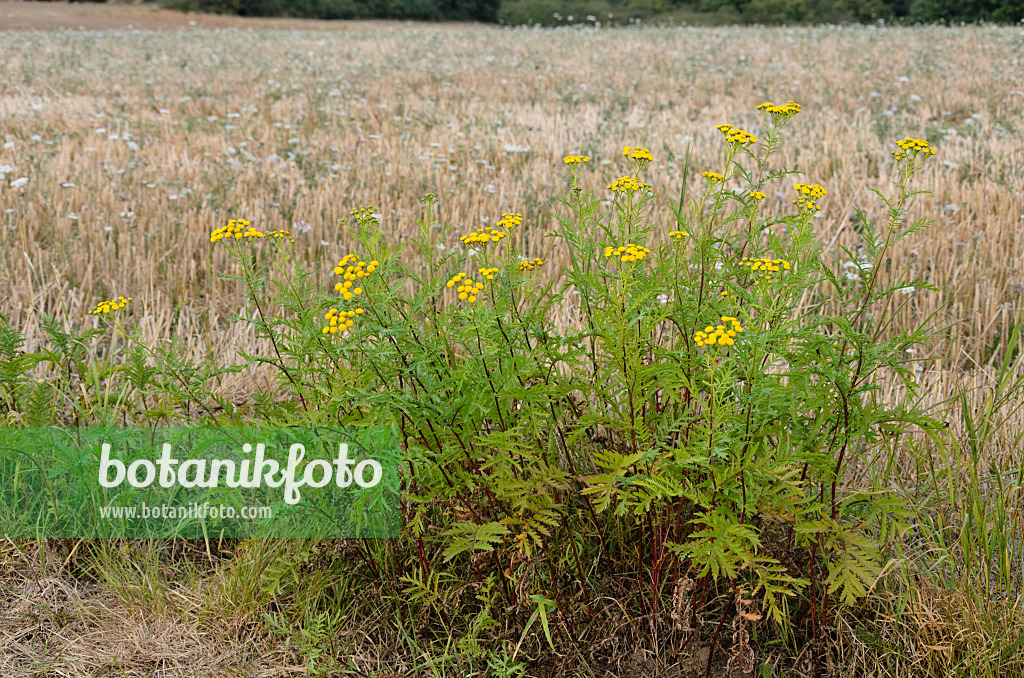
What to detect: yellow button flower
<box><xmin>892</xmin><ymin>137</ymin><xmax>936</xmax><ymax>160</ymax></box>
<box><xmin>694</xmin><ymin>316</ymin><xmax>744</xmax><ymax>348</ymax></box>
<box><xmin>496</xmin><ymin>212</ymin><xmax>523</xmax><ymax>229</ymax></box>
<box><xmin>720</xmin><ymin>126</ymin><xmax>758</xmax><ymax>146</ymax></box>
<box><xmin>622</xmin><ymin>146</ymin><xmax>653</xmax><ymax>162</ymax></box>
<box><xmin>446</xmin><ymin>273</ymin><xmax>486</xmax><ymax>304</ymax></box>
<box><xmin>89</xmin><ymin>296</ymin><xmax>133</xmax><ymax>315</ymax></box>
<box><xmin>607</xmin><ymin>176</ymin><xmax>651</xmax><ymax>193</ymax></box>
<box><xmin>755</xmin><ymin>100</ymin><xmax>801</xmax><ymax>120</ymax></box>
<box><xmin>604</xmin><ymin>243</ymin><xmax>650</xmax><ymax>264</ymax></box>
<box><xmin>332</xmin><ymin>253</ymin><xmax>379</xmax><ymax>298</ymax></box>
<box><xmin>210</xmin><ymin>219</ymin><xmax>264</xmax><ymax>244</ymax></box>
<box><xmin>322</xmin><ymin>307</ymin><xmax>364</xmax><ymax>336</ymax></box>
<box><xmin>792</xmin><ymin>183</ymin><xmax>826</xmax><ymax>212</ymax></box>
<box><xmin>350</xmin><ymin>205</ymin><xmax>379</xmax><ymax>222</ymax></box>
<box><xmin>740</xmin><ymin>256</ymin><xmax>791</xmax><ymax>283</ymax></box>
<box><xmin>460</xmin><ymin>225</ymin><xmax>509</xmax><ymax>245</ymax></box>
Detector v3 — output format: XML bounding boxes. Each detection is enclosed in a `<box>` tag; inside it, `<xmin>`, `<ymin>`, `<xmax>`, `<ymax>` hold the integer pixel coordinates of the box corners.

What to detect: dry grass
<box><xmin>1</xmin><ymin>13</ymin><xmax>1023</xmax><ymax>391</ymax></box>
<box><xmin>0</xmin><ymin>539</ymin><xmax>303</xmax><ymax>677</ymax></box>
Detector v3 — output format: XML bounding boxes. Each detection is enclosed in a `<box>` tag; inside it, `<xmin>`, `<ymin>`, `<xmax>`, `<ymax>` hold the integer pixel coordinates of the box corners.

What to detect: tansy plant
<box><xmin>265</xmin><ymin>104</ymin><xmax>938</xmax><ymax>667</ymax></box>
<box><xmin>35</xmin><ymin>101</ymin><xmax>946</xmax><ymax>671</ymax></box>
<box><xmin>325</xmin><ymin>102</ymin><xmax>936</xmax><ymax>665</ymax></box>
<box><xmin>258</xmin><ymin>108</ymin><xmax>937</xmax><ymax>666</ymax></box>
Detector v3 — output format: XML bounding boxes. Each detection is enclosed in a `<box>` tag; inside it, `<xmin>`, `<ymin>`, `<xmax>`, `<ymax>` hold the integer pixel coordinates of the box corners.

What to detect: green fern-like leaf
<box><xmin>442</xmin><ymin>520</ymin><xmax>510</xmax><ymax>562</ymax></box>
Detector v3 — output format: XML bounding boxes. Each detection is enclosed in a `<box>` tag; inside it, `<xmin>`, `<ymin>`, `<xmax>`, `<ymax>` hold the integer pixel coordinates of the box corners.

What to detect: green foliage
<box><xmin>908</xmin><ymin>0</ymin><xmax>1022</xmax><ymax>22</ymax></box>
<box><xmin>497</xmin><ymin>0</ymin><xmax>680</xmax><ymax>26</ymax></box>
<box><xmin>734</xmin><ymin>0</ymin><xmax>895</xmax><ymax>23</ymax></box>
<box><xmin>495</xmin><ymin>0</ymin><xmax>1021</xmax><ymax>25</ymax></box>
<box><xmin>442</xmin><ymin>520</ymin><xmax>511</xmax><ymax>561</ymax></box>
<box><xmin>0</xmin><ymin>314</ymin><xmax>34</xmax><ymax>417</ymax></box>
<box><xmin>152</xmin><ymin>0</ymin><xmax>1021</xmax><ymax>25</ymax></box>
<box><xmin>158</xmin><ymin>0</ymin><xmax>501</xmax><ymax>22</ymax></box>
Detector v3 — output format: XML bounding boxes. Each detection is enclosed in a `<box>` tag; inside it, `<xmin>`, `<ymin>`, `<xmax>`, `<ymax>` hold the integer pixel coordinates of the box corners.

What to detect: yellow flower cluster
<box><xmin>90</xmin><ymin>296</ymin><xmax>132</xmax><ymax>315</ymax></box>
<box><xmin>210</xmin><ymin>219</ymin><xmax>263</xmax><ymax>243</ymax></box>
<box><xmin>794</xmin><ymin>183</ymin><xmax>826</xmax><ymax>197</ymax></box>
<box><xmin>518</xmin><ymin>258</ymin><xmax>544</xmax><ymax>272</ymax></box>
<box><xmin>716</xmin><ymin>124</ymin><xmax>757</xmax><ymax>146</ymax></box>
<box><xmin>793</xmin><ymin>183</ymin><xmax>826</xmax><ymax>212</ymax></box>
<box><xmin>694</xmin><ymin>316</ymin><xmax>743</xmax><ymax>347</ymax></box>
<box><xmin>790</xmin><ymin>183</ymin><xmax>823</xmax><ymax>199</ymax></box>
<box><xmin>446</xmin><ymin>273</ymin><xmax>485</xmax><ymax>303</ymax></box>
<box><xmin>622</xmin><ymin>146</ymin><xmax>654</xmax><ymax>162</ymax></box>
<box><xmin>563</xmin><ymin>155</ymin><xmax>590</xmax><ymax>165</ymax></box>
<box><xmin>460</xmin><ymin>226</ymin><xmax>508</xmax><ymax>245</ymax></box>
<box><xmin>703</xmin><ymin>171</ymin><xmax>724</xmax><ymax>182</ymax></box>
<box><xmin>322</xmin><ymin>307</ymin><xmax>364</xmax><ymax>335</ymax></box>
<box><xmin>607</xmin><ymin>176</ymin><xmax>651</xmax><ymax>193</ymax></box>
<box><xmin>740</xmin><ymin>256</ymin><xmax>791</xmax><ymax>283</ymax></box>
<box><xmin>892</xmin><ymin>137</ymin><xmax>936</xmax><ymax>160</ymax></box>
<box><xmin>756</xmin><ymin>100</ymin><xmax>802</xmax><ymax>119</ymax></box>
<box><xmin>604</xmin><ymin>244</ymin><xmax>650</xmax><ymax>263</ymax></box>
<box><xmin>496</xmin><ymin>212</ymin><xmax>523</xmax><ymax>229</ymax></box>
<box><xmin>333</xmin><ymin>254</ymin><xmax>378</xmax><ymax>301</ymax></box>
<box><xmin>669</xmin><ymin>230</ymin><xmax>688</xmax><ymax>240</ymax></box>
<box><xmin>478</xmin><ymin>267</ymin><xmax>499</xmax><ymax>280</ymax></box>
<box><xmin>266</xmin><ymin>229</ymin><xmax>293</xmax><ymax>241</ymax></box>
<box><xmin>350</xmin><ymin>206</ymin><xmax>378</xmax><ymax>221</ymax></box>
<box><xmin>750</xmin><ymin>191</ymin><xmax>766</xmax><ymax>201</ymax></box>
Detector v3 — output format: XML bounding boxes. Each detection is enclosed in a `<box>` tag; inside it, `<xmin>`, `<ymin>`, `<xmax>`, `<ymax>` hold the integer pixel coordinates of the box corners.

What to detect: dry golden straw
<box><xmin>1</xmin><ymin>22</ymin><xmax>1021</xmax><ymax>384</ymax></box>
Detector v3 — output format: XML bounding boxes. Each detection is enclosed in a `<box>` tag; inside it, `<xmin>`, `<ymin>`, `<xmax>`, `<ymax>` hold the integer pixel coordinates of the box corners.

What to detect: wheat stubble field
<box><xmin>1</xmin><ymin>15</ymin><xmax>1023</xmax><ymax>371</ymax></box>
<box><xmin>2</xmin><ymin>5</ymin><xmax>1024</xmax><ymax>676</ymax></box>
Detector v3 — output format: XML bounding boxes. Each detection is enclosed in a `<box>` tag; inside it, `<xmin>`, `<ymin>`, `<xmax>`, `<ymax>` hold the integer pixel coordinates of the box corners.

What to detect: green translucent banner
<box><xmin>0</xmin><ymin>427</ymin><xmax>400</xmax><ymax>538</ymax></box>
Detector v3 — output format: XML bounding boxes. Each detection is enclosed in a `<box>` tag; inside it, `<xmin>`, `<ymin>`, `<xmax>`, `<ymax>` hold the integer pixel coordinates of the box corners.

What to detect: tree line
<box><xmin>48</xmin><ymin>0</ymin><xmax>1023</xmax><ymax>29</ymax></box>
